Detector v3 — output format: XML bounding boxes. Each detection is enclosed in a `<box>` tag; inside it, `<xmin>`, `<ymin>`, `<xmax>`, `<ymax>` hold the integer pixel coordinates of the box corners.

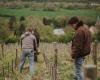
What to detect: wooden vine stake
<box><xmin>53</xmin><ymin>42</ymin><xmax>58</xmax><ymax>80</ymax></box>
<box><xmin>92</xmin><ymin>40</ymin><xmax>98</xmax><ymax>65</ymax></box>
<box><xmin>15</xmin><ymin>49</ymin><xmax>18</xmax><ymax>68</ymax></box>
<box><xmin>84</xmin><ymin>40</ymin><xmax>98</xmax><ymax>80</ymax></box>
<box><xmin>84</xmin><ymin>64</ymin><xmax>97</xmax><ymax>80</ymax></box>
<box><xmin>1</xmin><ymin>44</ymin><xmax>4</xmax><ymax>59</ymax></box>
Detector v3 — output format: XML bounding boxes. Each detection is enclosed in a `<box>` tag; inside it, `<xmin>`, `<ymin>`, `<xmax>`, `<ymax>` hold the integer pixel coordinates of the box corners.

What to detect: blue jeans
<box><xmin>74</xmin><ymin>58</ymin><xmax>84</xmax><ymax>80</ymax></box>
<box><xmin>19</xmin><ymin>49</ymin><xmax>34</xmax><ymax>75</ymax></box>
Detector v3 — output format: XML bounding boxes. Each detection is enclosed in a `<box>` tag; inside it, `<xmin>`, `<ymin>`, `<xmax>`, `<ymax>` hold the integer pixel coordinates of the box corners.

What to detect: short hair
<box><xmin>68</xmin><ymin>16</ymin><xmax>79</xmax><ymax>25</ymax></box>
<box><xmin>26</xmin><ymin>27</ymin><xmax>33</xmax><ymax>32</ymax></box>
<box><xmin>68</xmin><ymin>16</ymin><xmax>84</xmax><ymax>28</ymax></box>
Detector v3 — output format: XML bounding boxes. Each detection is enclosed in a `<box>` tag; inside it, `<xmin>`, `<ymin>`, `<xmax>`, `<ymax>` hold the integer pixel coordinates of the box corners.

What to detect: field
<box><xmin>0</xmin><ymin>8</ymin><xmax>100</xmax><ymax>19</ymax></box>
<box><xmin>0</xmin><ymin>2</ymin><xmax>100</xmax><ymax>80</ymax></box>
<box><xmin>0</xmin><ymin>43</ymin><xmax>100</xmax><ymax>80</ymax></box>
<box><xmin>0</xmin><ymin>7</ymin><xmax>100</xmax><ymax>43</ymax></box>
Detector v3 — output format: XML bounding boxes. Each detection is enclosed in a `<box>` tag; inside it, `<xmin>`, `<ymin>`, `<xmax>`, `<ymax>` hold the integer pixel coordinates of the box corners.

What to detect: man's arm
<box><xmin>20</xmin><ymin>39</ymin><xmax>22</xmax><ymax>50</ymax></box>
<box><xmin>20</xmin><ymin>34</ymin><xmax>24</xmax><ymax>50</ymax></box>
<box><xmin>33</xmin><ymin>37</ymin><xmax>38</xmax><ymax>53</ymax></box>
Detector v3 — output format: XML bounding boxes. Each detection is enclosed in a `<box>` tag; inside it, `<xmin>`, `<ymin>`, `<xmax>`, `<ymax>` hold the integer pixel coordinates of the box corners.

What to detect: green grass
<box><xmin>0</xmin><ymin>7</ymin><xmax>99</xmax><ymax>19</ymax></box>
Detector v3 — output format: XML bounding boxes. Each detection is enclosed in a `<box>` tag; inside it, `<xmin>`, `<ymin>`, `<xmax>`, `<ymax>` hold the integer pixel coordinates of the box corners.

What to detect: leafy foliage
<box><xmin>8</xmin><ymin>16</ymin><xmax>16</xmax><ymax>31</ymax></box>
<box><xmin>53</xmin><ymin>16</ymin><xmax>67</xmax><ymax>28</ymax></box>
<box><xmin>5</xmin><ymin>36</ymin><xmax>19</xmax><ymax>44</ymax></box>
<box><xmin>43</xmin><ymin>17</ymin><xmax>52</xmax><ymax>25</ymax></box>
<box><xmin>0</xmin><ymin>20</ymin><xmax>10</xmax><ymax>43</ymax></box>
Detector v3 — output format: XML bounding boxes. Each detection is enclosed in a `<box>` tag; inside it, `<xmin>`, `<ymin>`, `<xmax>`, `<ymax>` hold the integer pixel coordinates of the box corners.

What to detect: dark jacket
<box><xmin>71</xmin><ymin>26</ymin><xmax>91</xmax><ymax>59</ymax></box>
<box><xmin>34</xmin><ymin>31</ymin><xmax>40</xmax><ymax>47</ymax></box>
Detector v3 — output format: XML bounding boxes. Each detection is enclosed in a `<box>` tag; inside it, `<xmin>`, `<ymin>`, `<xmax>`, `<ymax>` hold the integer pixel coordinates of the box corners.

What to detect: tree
<box><xmin>8</xmin><ymin>16</ymin><xmax>16</xmax><ymax>31</ymax></box>
<box><xmin>18</xmin><ymin>16</ymin><xmax>26</xmax><ymax>36</ymax></box>
<box><xmin>0</xmin><ymin>23</ymin><xmax>10</xmax><ymax>43</ymax></box>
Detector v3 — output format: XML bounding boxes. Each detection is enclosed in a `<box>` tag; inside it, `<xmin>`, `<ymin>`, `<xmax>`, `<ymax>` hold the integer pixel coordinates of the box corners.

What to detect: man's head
<box><xmin>68</xmin><ymin>16</ymin><xmax>83</xmax><ymax>30</ymax></box>
<box><xmin>26</xmin><ymin>27</ymin><xmax>33</xmax><ymax>33</ymax></box>
<box><xmin>68</xmin><ymin>16</ymin><xmax>79</xmax><ymax>29</ymax></box>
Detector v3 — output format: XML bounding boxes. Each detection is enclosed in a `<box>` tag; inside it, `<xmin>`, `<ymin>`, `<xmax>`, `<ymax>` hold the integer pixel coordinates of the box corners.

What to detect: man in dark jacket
<box><xmin>33</xmin><ymin>28</ymin><xmax>40</xmax><ymax>62</ymax></box>
<box><xmin>68</xmin><ymin>17</ymin><xmax>91</xmax><ymax>80</ymax></box>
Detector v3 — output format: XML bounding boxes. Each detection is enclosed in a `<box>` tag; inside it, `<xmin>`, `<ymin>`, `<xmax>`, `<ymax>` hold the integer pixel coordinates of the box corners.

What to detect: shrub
<box><xmin>43</xmin><ymin>6</ymin><xmax>57</xmax><ymax>11</ymax></box>
<box><xmin>24</xmin><ymin>3</ymin><xmax>30</xmax><ymax>8</ymax></box>
<box><xmin>96</xmin><ymin>6</ymin><xmax>100</xmax><ymax>10</ymax></box>
<box><xmin>0</xmin><ymin>14</ymin><xmax>12</xmax><ymax>17</ymax></box>
<box><xmin>8</xmin><ymin>16</ymin><xmax>16</xmax><ymax>31</ymax></box>
<box><xmin>77</xmin><ymin>16</ymin><xmax>96</xmax><ymax>27</ymax></box>
<box><xmin>31</xmin><ymin>3</ymin><xmax>44</xmax><ymax>11</ymax></box>
<box><xmin>40</xmin><ymin>36</ymin><xmax>55</xmax><ymax>43</ymax></box>
<box><xmin>5</xmin><ymin>36</ymin><xmax>19</xmax><ymax>44</ymax></box>
<box><xmin>7</xmin><ymin>2</ymin><xmax>24</xmax><ymax>9</ymax></box>
<box><xmin>62</xmin><ymin>3</ymin><xmax>94</xmax><ymax>10</ymax></box>
<box><xmin>43</xmin><ymin>17</ymin><xmax>52</xmax><ymax>25</ymax></box>
<box><xmin>95</xmin><ymin>32</ymin><xmax>100</xmax><ymax>42</ymax></box>
<box><xmin>18</xmin><ymin>23</ymin><xmax>26</xmax><ymax>36</ymax></box>
<box><xmin>58</xmin><ymin>28</ymin><xmax>74</xmax><ymax>43</ymax></box>
<box><xmin>8</xmin><ymin>4</ymin><xmax>23</xmax><ymax>9</ymax></box>
<box><xmin>85</xmin><ymin>4</ymin><xmax>92</xmax><ymax>9</ymax></box>
<box><xmin>20</xmin><ymin>16</ymin><xmax>25</xmax><ymax>21</ymax></box>
<box><xmin>53</xmin><ymin>16</ymin><xmax>67</xmax><ymax>28</ymax></box>
<box><xmin>39</xmin><ymin>25</ymin><xmax>74</xmax><ymax>43</ymax></box>
<box><xmin>65</xmin><ymin>5</ymin><xmax>77</xmax><ymax>9</ymax></box>
<box><xmin>0</xmin><ymin>21</ymin><xmax>10</xmax><ymax>43</ymax></box>
<box><xmin>86</xmin><ymin>21</ymin><xmax>95</xmax><ymax>27</ymax></box>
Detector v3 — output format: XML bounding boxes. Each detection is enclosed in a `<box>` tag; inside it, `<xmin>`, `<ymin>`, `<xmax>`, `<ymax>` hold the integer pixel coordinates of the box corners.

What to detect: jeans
<box><xmin>19</xmin><ymin>49</ymin><xmax>34</xmax><ymax>75</ymax></box>
<box><xmin>74</xmin><ymin>58</ymin><xmax>84</xmax><ymax>80</ymax></box>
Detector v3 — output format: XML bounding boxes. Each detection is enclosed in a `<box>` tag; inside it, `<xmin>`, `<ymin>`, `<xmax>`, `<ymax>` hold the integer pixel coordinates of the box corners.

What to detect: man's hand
<box><xmin>71</xmin><ymin>53</ymin><xmax>76</xmax><ymax>59</ymax></box>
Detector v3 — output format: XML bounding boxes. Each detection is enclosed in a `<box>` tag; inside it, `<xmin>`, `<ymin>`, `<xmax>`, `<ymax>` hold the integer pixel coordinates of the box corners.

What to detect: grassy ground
<box><xmin>0</xmin><ymin>43</ymin><xmax>100</xmax><ymax>80</ymax></box>
<box><xmin>0</xmin><ymin>8</ymin><xmax>99</xmax><ymax>19</ymax></box>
